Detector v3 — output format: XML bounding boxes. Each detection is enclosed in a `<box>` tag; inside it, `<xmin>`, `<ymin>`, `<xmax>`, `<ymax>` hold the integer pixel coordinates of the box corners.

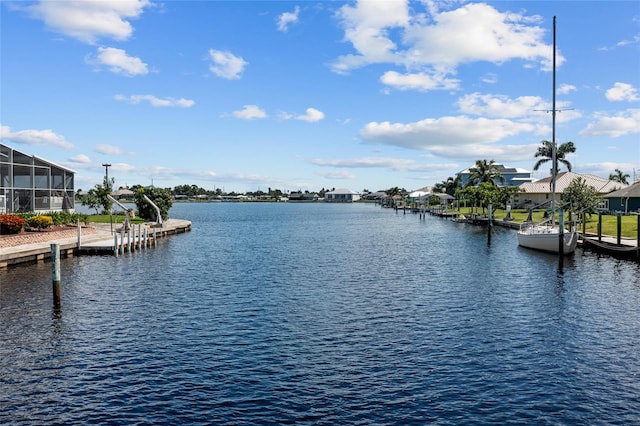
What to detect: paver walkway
<box><xmin>0</xmin><ymin>227</ymin><xmax>100</xmax><ymax>248</ymax></box>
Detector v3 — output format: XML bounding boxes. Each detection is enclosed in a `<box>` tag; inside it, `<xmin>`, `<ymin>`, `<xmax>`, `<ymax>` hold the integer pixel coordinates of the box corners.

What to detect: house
<box><xmin>362</xmin><ymin>191</ymin><xmax>387</xmax><ymax>201</ymax></box>
<box><xmin>0</xmin><ymin>143</ymin><xmax>75</xmax><ymax>213</ymax></box>
<box><xmin>456</xmin><ymin>164</ymin><xmax>533</xmax><ymax>187</ymax></box>
<box><xmin>112</xmin><ymin>187</ymin><xmax>135</xmax><ymax>200</ymax></box>
<box><xmin>515</xmin><ymin>171</ymin><xmax>626</xmax><ymax>208</ymax></box>
<box><xmin>289</xmin><ymin>192</ymin><xmax>319</xmax><ymax>201</ymax></box>
<box><xmin>324</xmin><ymin>188</ymin><xmax>360</xmax><ymax>202</ymax></box>
<box><xmin>603</xmin><ymin>181</ymin><xmax>640</xmax><ymax>213</ymax></box>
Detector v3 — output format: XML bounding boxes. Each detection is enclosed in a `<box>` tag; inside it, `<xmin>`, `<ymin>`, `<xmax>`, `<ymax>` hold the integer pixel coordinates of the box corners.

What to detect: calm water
<box><xmin>1</xmin><ymin>202</ymin><xmax>639</xmax><ymax>425</ymax></box>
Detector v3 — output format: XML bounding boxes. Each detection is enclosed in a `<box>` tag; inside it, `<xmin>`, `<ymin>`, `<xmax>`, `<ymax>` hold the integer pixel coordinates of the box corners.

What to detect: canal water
<box><xmin>1</xmin><ymin>202</ymin><xmax>639</xmax><ymax>424</ymax></box>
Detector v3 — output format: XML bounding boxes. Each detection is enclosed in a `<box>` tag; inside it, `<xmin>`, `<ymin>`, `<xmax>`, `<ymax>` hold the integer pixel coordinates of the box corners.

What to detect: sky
<box><xmin>1</xmin><ymin>0</ymin><xmax>639</xmax><ymax>194</ymax></box>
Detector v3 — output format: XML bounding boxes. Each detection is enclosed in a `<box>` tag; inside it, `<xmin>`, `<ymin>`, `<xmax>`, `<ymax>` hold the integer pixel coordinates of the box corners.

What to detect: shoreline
<box><xmin>0</xmin><ymin>219</ymin><xmax>191</xmax><ymax>269</ymax></box>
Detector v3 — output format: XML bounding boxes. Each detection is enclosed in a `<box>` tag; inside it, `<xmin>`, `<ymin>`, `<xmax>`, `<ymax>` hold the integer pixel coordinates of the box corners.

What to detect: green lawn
<box><xmin>454</xmin><ymin>207</ymin><xmax>638</xmax><ymax>239</ymax></box>
<box><xmin>86</xmin><ymin>214</ymin><xmax>146</xmax><ymax>225</ymax></box>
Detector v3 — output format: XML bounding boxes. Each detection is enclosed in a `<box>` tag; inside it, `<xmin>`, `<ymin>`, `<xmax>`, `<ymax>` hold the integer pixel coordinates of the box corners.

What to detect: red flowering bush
<box><xmin>0</xmin><ymin>214</ymin><xmax>26</xmax><ymax>235</ymax></box>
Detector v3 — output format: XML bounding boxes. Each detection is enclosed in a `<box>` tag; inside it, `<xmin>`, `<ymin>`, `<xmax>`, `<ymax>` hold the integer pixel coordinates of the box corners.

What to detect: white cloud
<box><xmin>557</xmin><ymin>84</ymin><xmax>577</xmax><ymax>95</ymax></box>
<box><xmin>277</xmin><ymin>6</ymin><xmax>300</xmax><ymax>32</ymax></box>
<box><xmin>317</xmin><ymin>170</ymin><xmax>357</xmax><ymax>180</ymax></box>
<box><xmin>312</xmin><ymin>157</ymin><xmax>415</xmax><ymax>171</ymax></box>
<box><xmin>90</xmin><ymin>47</ymin><xmax>148</xmax><ymax>76</ymax></box>
<box><xmin>580</xmin><ymin>161</ymin><xmax>637</xmax><ymax>177</ymax></box>
<box><xmin>296</xmin><ymin>108</ymin><xmax>325</xmax><ymax>122</ymax></box>
<box><xmin>95</xmin><ymin>144</ymin><xmax>124</xmax><ymax>155</ymax></box>
<box><xmin>457</xmin><ymin>93</ymin><xmax>547</xmax><ymax>118</ymax></box>
<box><xmin>598</xmin><ymin>34</ymin><xmax>640</xmax><ymax>51</ymax></box>
<box><xmin>111</xmin><ymin>163</ymin><xmax>137</xmax><ymax>173</ymax></box>
<box><xmin>68</xmin><ymin>154</ymin><xmax>91</xmax><ymax>164</ymax></box>
<box><xmin>580</xmin><ymin>109</ymin><xmax>640</xmax><ymax>138</ymax></box>
<box><xmin>606</xmin><ymin>82</ymin><xmax>640</xmax><ymax>102</ymax></box>
<box><xmin>481</xmin><ymin>73</ymin><xmax>498</xmax><ymax>84</ymax></box>
<box><xmin>380</xmin><ymin>70</ymin><xmax>460</xmax><ymax>91</ymax></box>
<box><xmin>0</xmin><ymin>125</ymin><xmax>73</xmax><ymax>149</ymax></box>
<box><xmin>232</xmin><ymin>105</ymin><xmax>267</xmax><ymax>120</ymax></box>
<box><xmin>208</xmin><ymin>49</ymin><xmax>247</xmax><ymax>79</ymax></box>
<box><xmin>427</xmin><ymin>143</ymin><xmax>539</xmax><ymax>162</ymax></box>
<box><xmin>114</xmin><ymin>94</ymin><xmax>195</xmax><ymax>108</ymax></box>
<box><xmin>332</xmin><ymin>0</ymin><xmax>410</xmax><ymax>73</ymax></box>
<box><xmin>360</xmin><ymin>116</ymin><xmax>535</xmax><ymax>150</ymax></box>
<box><xmin>332</xmin><ymin>2</ymin><xmax>557</xmax><ymax>92</ymax></box>
<box><xmin>27</xmin><ymin>0</ymin><xmax>150</xmax><ymax>44</ymax></box>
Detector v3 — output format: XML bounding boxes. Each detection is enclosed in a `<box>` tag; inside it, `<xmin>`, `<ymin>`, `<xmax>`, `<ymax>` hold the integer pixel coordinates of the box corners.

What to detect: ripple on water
<box><xmin>1</xmin><ymin>203</ymin><xmax>639</xmax><ymax>424</ymax></box>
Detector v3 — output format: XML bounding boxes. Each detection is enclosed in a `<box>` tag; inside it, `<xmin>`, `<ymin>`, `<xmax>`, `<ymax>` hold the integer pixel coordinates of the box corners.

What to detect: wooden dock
<box><xmin>0</xmin><ymin>219</ymin><xmax>191</xmax><ymax>269</ymax></box>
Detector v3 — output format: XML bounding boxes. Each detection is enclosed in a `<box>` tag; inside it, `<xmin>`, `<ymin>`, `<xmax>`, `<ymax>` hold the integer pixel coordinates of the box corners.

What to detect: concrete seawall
<box><xmin>0</xmin><ymin>219</ymin><xmax>191</xmax><ymax>269</ymax></box>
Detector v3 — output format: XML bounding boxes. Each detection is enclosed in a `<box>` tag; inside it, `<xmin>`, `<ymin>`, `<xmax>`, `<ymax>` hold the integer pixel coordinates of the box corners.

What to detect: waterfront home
<box><xmin>1</xmin><ymin>143</ymin><xmax>75</xmax><ymax>213</ymax></box>
<box><xmin>324</xmin><ymin>188</ymin><xmax>360</xmax><ymax>202</ymax></box>
<box><xmin>363</xmin><ymin>191</ymin><xmax>387</xmax><ymax>201</ymax></box>
<box><xmin>515</xmin><ymin>171</ymin><xmax>626</xmax><ymax>208</ymax></box>
<box><xmin>112</xmin><ymin>187</ymin><xmax>135</xmax><ymax>201</ymax></box>
<box><xmin>457</xmin><ymin>164</ymin><xmax>533</xmax><ymax>187</ymax></box>
<box><xmin>603</xmin><ymin>181</ymin><xmax>640</xmax><ymax>214</ymax></box>
<box><xmin>289</xmin><ymin>192</ymin><xmax>319</xmax><ymax>201</ymax></box>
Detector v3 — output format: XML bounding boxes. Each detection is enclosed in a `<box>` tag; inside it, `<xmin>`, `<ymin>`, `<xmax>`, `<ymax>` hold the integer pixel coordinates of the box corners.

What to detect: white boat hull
<box><xmin>517</xmin><ymin>225</ymin><xmax>578</xmax><ymax>255</ymax></box>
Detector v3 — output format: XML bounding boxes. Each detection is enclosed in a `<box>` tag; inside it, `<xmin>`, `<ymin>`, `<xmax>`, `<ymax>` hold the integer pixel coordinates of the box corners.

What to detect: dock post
<box><xmin>114</xmin><ymin>233</ymin><xmax>118</xmax><ymax>256</ymax></box>
<box><xmin>153</xmin><ymin>229</ymin><xmax>157</xmax><ymax>247</ymax></box>
<box><xmin>598</xmin><ymin>213</ymin><xmax>602</xmax><ymax>242</ymax></box>
<box><xmin>137</xmin><ymin>224</ymin><xmax>142</xmax><ymax>249</ymax></box>
<box><xmin>558</xmin><ymin>208</ymin><xmax>565</xmax><ymax>262</ymax></box>
<box><xmin>77</xmin><ymin>221</ymin><xmax>82</xmax><ymax>248</ymax></box>
<box><xmin>487</xmin><ymin>204</ymin><xmax>493</xmax><ymax>244</ymax></box>
<box><xmin>51</xmin><ymin>244</ymin><xmax>61</xmax><ymax>309</ymax></box>
<box><xmin>120</xmin><ymin>228</ymin><xmax>125</xmax><ymax>255</ymax></box>
<box><xmin>132</xmin><ymin>225</ymin><xmax>136</xmax><ymax>252</ymax></box>
<box><xmin>616</xmin><ymin>214</ymin><xmax>622</xmax><ymax>246</ymax></box>
<box><xmin>127</xmin><ymin>229</ymin><xmax>131</xmax><ymax>254</ymax></box>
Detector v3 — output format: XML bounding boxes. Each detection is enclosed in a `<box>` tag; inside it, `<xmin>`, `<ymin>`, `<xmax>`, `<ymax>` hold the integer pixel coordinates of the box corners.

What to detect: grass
<box><xmin>86</xmin><ymin>214</ymin><xmax>146</xmax><ymax>225</ymax></box>
<box><xmin>453</xmin><ymin>207</ymin><xmax>638</xmax><ymax>239</ymax></box>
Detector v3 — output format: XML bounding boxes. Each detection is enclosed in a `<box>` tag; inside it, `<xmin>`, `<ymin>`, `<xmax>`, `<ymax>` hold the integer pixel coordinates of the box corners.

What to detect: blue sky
<box><xmin>1</xmin><ymin>0</ymin><xmax>639</xmax><ymax>193</ymax></box>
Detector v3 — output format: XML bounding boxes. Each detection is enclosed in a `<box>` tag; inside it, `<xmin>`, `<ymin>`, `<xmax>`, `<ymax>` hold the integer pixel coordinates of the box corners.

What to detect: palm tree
<box><xmin>609</xmin><ymin>168</ymin><xmax>630</xmax><ymax>184</ymax></box>
<box><xmin>533</xmin><ymin>140</ymin><xmax>576</xmax><ymax>174</ymax></box>
<box><xmin>467</xmin><ymin>159</ymin><xmax>504</xmax><ymax>187</ymax></box>
<box><xmin>434</xmin><ymin>176</ymin><xmax>460</xmax><ymax>195</ymax></box>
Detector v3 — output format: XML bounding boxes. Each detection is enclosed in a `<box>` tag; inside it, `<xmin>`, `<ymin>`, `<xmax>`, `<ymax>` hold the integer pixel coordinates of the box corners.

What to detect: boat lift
<box><xmin>107</xmin><ymin>195</ymin><xmax>133</xmax><ymax>231</ymax></box>
<box><xmin>107</xmin><ymin>194</ymin><xmax>163</xmax><ymax>228</ymax></box>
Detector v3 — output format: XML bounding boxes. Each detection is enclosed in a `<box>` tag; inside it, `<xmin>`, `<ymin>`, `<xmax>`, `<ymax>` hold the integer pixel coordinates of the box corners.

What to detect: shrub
<box><xmin>134</xmin><ymin>186</ymin><xmax>173</xmax><ymax>221</ymax></box>
<box><xmin>28</xmin><ymin>215</ymin><xmax>54</xmax><ymax>229</ymax></box>
<box><xmin>0</xmin><ymin>214</ymin><xmax>26</xmax><ymax>234</ymax></box>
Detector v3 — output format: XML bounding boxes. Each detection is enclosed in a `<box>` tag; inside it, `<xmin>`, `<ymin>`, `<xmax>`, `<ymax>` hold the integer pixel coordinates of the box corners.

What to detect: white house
<box><xmin>324</xmin><ymin>188</ymin><xmax>360</xmax><ymax>202</ymax></box>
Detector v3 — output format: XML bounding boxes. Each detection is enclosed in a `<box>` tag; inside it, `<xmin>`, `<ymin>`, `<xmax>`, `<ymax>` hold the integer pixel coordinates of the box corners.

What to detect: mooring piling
<box><xmin>50</xmin><ymin>243</ymin><xmax>61</xmax><ymax>308</ymax></box>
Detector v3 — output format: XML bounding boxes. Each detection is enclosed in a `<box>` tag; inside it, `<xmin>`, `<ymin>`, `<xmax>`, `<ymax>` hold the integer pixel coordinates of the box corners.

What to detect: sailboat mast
<box><xmin>551</xmin><ymin>16</ymin><xmax>557</xmax><ymax>225</ymax></box>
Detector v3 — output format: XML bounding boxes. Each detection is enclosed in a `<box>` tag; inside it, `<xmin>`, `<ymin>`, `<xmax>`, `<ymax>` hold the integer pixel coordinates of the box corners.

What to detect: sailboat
<box><xmin>517</xmin><ymin>16</ymin><xmax>578</xmax><ymax>255</ymax></box>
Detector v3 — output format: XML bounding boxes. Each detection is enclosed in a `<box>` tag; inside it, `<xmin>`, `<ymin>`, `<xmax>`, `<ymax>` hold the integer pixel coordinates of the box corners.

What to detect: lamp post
<box><xmin>102</xmin><ymin>163</ymin><xmax>112</xmax><ymax>189</ymax></box>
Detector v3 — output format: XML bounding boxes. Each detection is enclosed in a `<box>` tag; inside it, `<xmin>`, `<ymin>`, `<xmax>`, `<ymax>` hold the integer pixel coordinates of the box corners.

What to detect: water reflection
<box><xmin>1</xmin><ymin>203</ymin><xmax>640</xmax><ymax>425</ymax></box>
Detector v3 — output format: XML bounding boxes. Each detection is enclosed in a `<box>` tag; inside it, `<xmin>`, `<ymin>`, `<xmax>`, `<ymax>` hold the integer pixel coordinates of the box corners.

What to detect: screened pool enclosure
<box><xmin>0</xmin><ymin>143</ymin><xmax>75</xmax><ymax>214</ymax></box>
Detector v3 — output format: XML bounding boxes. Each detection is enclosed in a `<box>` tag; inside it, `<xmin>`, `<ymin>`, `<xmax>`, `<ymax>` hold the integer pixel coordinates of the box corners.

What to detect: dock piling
<box><xmin>50</xmin><ymin>243</ymin><xmax>61</xmax><ymax>308</ymax></box>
